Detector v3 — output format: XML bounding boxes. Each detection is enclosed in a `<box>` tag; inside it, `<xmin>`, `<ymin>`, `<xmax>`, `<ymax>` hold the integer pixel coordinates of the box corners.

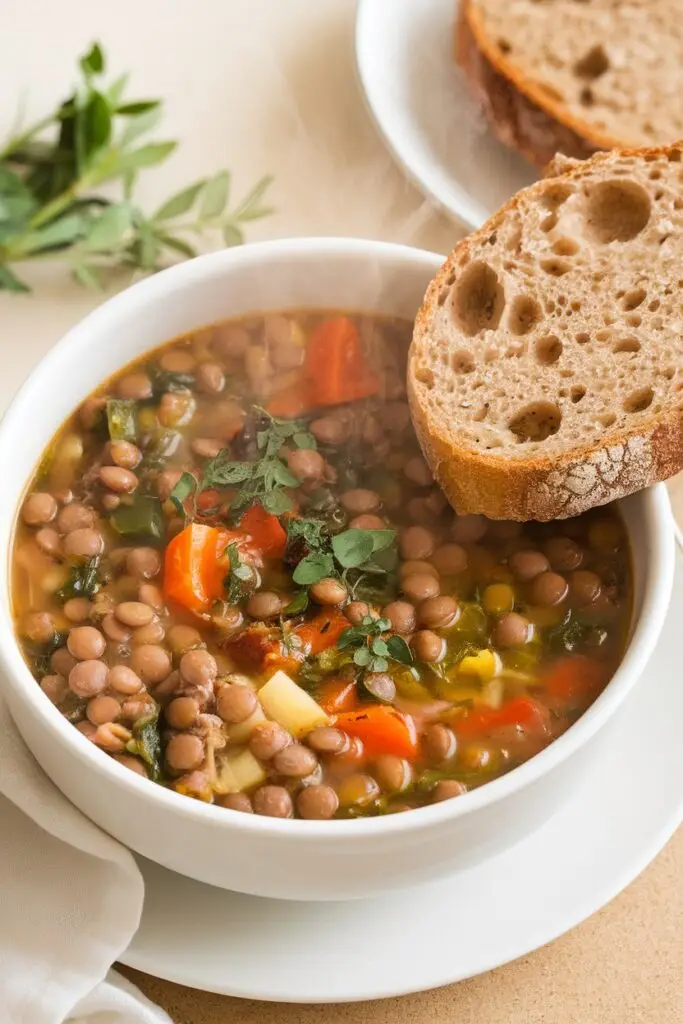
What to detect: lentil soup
<box><xmin>12</xmin><ymin>310</ymin><xmax>632</xmax><ymax>820</ymax></box>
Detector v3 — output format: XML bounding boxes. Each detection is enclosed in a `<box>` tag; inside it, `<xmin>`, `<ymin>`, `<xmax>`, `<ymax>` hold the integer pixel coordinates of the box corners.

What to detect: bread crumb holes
<box><xmin>452</xmin><ymin>261</ymin><xmax>505</xmax><ymax>337</ymax></box>
<box><xmin>623</xmin><ymin>387</ymin><xmax>653</xmax><ymax>413</ymax></box>
<box><xmin>508</xmin><ymin>295</ymin><xmax>542</xmax><ymax>336</ymax></box>
<box><xmin>536</xmin><ymin>335</ymin><xmax>562</xmax><ymax>365</ymax></box>
<box><xmin>585</xmin><ymin>180</ymin><xmax>651</xmax><ymax>243</ymax></box>
<box><xmin>509</xmin><ymin>401</ymin><xmax>562</xmax><ymax>443</ymax></box>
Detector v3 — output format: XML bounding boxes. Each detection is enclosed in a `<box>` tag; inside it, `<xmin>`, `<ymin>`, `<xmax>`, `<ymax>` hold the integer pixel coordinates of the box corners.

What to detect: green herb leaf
<box><xmin>353</xmin><ymin>647</ymin><xmax>372</xmax><ymax>667</ymax></box>
<box><xmin>153</xmin><ymin>180</ymin><xmax>206</xmax><ymax>221</ymax></box>
<box><xmin>283</xmin><ymin>590</ymin><xmax>309</xmax><ymax>616</ymax></box>
<box><xmin>371</xmin><ymin>638</ymin><xmax>389</xmax><ymax>657</ymax></box>
<box><xmin>332</xmin><ymin>529</ymin><xmax>375</xmax><ymax>569</ymax></box>
<box><xmin>107</xmin><ymin>72</ymin><xmax>130</xmax><ymax>107</ymax></box>
<box><xmin>126</xmin><ymin>710</ymin><xmax>162</xmax><ymax>781</ymax></box>
<box><xmin>149</xmin><ymin>366</ymin><xmax>195</xmax><ymax>394</ymax></box>
<box><xmin>292</xmin><ymin>552</ymin><xmax>335</xmax><ymax>585</ymax></box>
<box><xmin>157</xmin><ymin>234</ymin><xmax>198</xmax><ymax>259</ymax></box>
<box><xmin>119</xmin><ymin>105</ymin><xmax>163</xmax><ymax>147</ymax></box>
<box><xmin>83</xmin><ymin>91</ymin><xmax>112</xmax><ymax>158</ymax></box>
<box><xmin>385</xmin><ymin>635</ymin><xmax>413</xmax><ymax>665</ymax></box>
<box><xmin>200</xmin><ymin>171</ymin><xmax>230</xmax><ymax>219</ymax></box>
<box><xmin>225</xmin><ymin>542</ymin><xmax>256</xmax><ymax>604</ymax></box>
<box><xmin>170</xmin><ymin>471</ymin><xmax>198</xmax><ymax>518</ymax></box>
<box><xmin>117</xmin><ymin>140</ymin><xmax>177</xmax><ymax>174</ymax></box>
<box><xmin>369</xmin><ymin>530</ymin><xmax>396</xmax><ymax>553</ymax></box>
<box><xmin>337</xmin><ymin>627</ymin><xmax>366</xmax><ymax>650</ymax></box>
<box><xmin>292</xmin><ymin>432</ymin><xmax>317</xmax><ymax>450</ymax></box>
<box><xmin>106</xmin><ymin>398</ymin><xmax>138</xmax><ymax>441</ymax></box>
<box><xmin>261</xmin><ymin>489</ymin><xmax>293</xmax><ymax>516</ymax></box>
<box><xmin>80</xmin><ymin>42</ymin><xmax>104</xmax><ymax>77</ymax></box>
<box><xmin>109</xmin><ymin>495</ymin><xmax>164</xmax><ymax>541</ymax></box>
<box><xmin>72</xmin><ymin>262</ymin><xmax>102</xmax><ymax>289</ymax></box>
<box><xmin>203</xmin><ymin>459</ymin><xmax>253</xmax><ymax>486</ymax></box>
<box><xmin>15</xmin><ymin>212</ymin><xmax>88</xmax><ymax>256</ymax></box>
<box><xmin>116</xmin><ymin>100</ymin><xmax>161</xmax><ymax>116</ymax></box>
<box><xmin>84</xmin><ymin>203</ymin><xmax>131</xmax><ymax>251</ymax></box>
<box><xmin>287</xmin><ymin>518</ymin><xmax>326</xmax><ymax>548</ymax></box>
<box><xmin>0</xmin><ymin>266</ymin><xmax>30</xmax><ymax>292</ymax></box>
<box><xmin>55</xmin><ymin>558</ymin><xmax>102</xmax><ymax>603</ymax></box>
<box><xmin>222</xmin><ymin>223</ymin><xmax>244</xmax><ymax>247</ymax></box>
<box><xmin>232</xmin><ymin>174</ymin><xmax>274</xmax><ymax>220</ymax></box>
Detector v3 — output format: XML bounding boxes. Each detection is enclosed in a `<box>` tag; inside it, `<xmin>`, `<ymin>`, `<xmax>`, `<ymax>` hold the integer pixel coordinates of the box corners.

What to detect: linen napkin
<box><xmin>0</xmin><ymin>698</ymin><xmax>173</xmax><ymax>1024</ymax></box>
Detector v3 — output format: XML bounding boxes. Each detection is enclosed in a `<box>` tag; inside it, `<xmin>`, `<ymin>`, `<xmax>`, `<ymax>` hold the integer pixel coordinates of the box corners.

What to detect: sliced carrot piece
<box><xmin>163</xmin><ymin>523</ymin><xmax>221</xmax><ymax>613</ymax></box>
<box><xmin>305</xmin><ymin>316</ymin><xmax>380</xmax><ymax>407</ymax></box>
<box><xmin>335</xmin><ymin>706</ymin><xmax>418</xmax><ymax>759</ymax></box>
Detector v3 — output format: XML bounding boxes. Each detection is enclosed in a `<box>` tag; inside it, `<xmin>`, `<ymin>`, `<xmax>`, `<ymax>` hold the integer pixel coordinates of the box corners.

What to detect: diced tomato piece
<box><xmin>293</xmin><ymin>609</ymin><xmax>348</xmax><ymax>656</ymax></box>
<box><xmin>544</xmin><ymin>656</ymin><xmax>606</xmax><ymax>704</ymax></box>
<box><xmin>452</xmin><ymin>697</ymin><xmax>551</xmax><ymax>739</ymax></box>
<box><xmin>318</xmin><ymin>677</ymin><xmax>358</xmax><ymax>714</ymax></box>
<box><xmin>239</xmin><ymin>504</ymin><xmax>287</xmax><ymax>559</ymax></box>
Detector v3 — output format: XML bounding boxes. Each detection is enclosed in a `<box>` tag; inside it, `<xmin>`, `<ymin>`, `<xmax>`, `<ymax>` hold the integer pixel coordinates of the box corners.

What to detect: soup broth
<box><xmin>12</xmin><ymin>310</ymin><xmax>632</xmax><ymax>819</ymax></box>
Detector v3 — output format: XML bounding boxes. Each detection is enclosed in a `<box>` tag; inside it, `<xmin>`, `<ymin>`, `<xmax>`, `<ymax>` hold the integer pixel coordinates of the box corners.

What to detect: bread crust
<box><xmin>408</xmin><ymin>146</ymin><xmax>683</xmax><ymax>521</ymax></box>
<box><xmin>456</xmin><ymin>0</ymin><xmax>622</xmax><ymax>166</ymax></box>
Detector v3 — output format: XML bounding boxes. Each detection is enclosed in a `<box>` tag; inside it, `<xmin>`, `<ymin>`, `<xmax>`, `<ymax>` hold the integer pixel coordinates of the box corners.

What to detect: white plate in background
<box><xmin>355</xmin><ymin>0</ymin><xmax>536</xmax><ymax>230</ymax></box>
<box><xmin>121</xmin><ymin>558</ymin><xmax>683</xmax><ymax>1002</ymax></box>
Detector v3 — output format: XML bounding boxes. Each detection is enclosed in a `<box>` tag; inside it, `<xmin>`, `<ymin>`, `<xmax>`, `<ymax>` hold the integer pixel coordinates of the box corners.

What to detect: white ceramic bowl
<box><xmin>0</xmin><ymin>238</ymin><xmax>674</xmax><ymax>901</ymax></box>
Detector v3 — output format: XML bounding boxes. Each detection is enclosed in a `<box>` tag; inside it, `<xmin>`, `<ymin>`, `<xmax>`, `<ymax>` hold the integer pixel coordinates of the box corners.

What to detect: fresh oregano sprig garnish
<box><xmin>291</xmin><ymin>527</ymin><xmax>396</xmax><ymax>586</ymax></box>
<box><xmin>337</xmin><ymin>614</ymin><xmax>413</xmax><ymax>673</ymax></box>
<box><xmin>0</xmin><ymin>42</ymin><xmax>273</xmax><ymax>293</ymax></box>
<box><xmin>169</xmin><ymin>409</ymin><xmax>316</xmax><ymax>523</ymax></box>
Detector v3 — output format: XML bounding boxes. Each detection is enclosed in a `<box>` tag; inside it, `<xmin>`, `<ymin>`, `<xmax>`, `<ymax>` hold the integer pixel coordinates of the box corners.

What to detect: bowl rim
<box><xmin>0</xmin><ymin>236</ymin><xmax>675</xmax><ymax>840</ymax></box>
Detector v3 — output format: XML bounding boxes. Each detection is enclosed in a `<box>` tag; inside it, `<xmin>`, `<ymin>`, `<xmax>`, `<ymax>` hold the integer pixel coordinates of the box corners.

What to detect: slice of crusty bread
<box><xmin>407</xmin><ymin>144</ymin><xmax>683</xmax><ymax>521</ymax></box>
<box><xmin>457</xmin><ymin>0</ymin><xmax>683</xmax><ymax>167</ymax></box>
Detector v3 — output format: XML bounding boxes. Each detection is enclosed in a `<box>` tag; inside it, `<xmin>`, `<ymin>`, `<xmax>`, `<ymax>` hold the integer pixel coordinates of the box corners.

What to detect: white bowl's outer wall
<box><xmin>0</xmin><ymin>239</ymin><xmax>674</xmax><ymax>901</ymax></box>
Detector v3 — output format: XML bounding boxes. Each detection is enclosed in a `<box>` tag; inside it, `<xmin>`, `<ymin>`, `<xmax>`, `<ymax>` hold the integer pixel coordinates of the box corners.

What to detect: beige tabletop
<box><xmin>1</xmin><ymin>1</ymin><xmax>682</xmax><ymax>1019</ymax></box>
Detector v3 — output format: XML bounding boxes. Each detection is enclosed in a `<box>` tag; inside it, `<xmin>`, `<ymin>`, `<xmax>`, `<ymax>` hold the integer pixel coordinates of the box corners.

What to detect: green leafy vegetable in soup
<box><xmin>11</xmin><ymin>309</ymin><xmax>633</xmax><ymax>819</ymax></box>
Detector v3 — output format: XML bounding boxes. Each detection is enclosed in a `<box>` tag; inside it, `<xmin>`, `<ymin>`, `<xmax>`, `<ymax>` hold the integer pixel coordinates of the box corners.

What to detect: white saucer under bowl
<box><xmin>120</xmin><ymin>557</ymin><xmax>683</xmax><ymax>1003</ymax></box>
<box><xmin>355</xmin><ymin>0</ymin><xmax>536</xmax><ymax>230</ymax></box>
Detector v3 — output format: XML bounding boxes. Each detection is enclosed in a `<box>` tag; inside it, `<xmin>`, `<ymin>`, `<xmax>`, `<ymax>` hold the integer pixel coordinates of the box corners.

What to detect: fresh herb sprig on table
<box><xmin>0</xmin><ymin>42</ymin><xmax>273</xmax><ymax>293</ymax></box>
<box><xmin>170</xmin><ymin>411</ymin><xmax>316</xmax><ymax>522</ymax></box>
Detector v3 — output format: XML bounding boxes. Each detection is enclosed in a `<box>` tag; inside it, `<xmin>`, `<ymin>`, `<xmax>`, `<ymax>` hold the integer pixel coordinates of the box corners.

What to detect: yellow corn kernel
<box><xmin>458</xmin><ymin>648</ymin><xmax>502</xmax><ymax>683</ymax></box>
<box><xmin>137</xmin><ymin>407</ymin><xmax>159</xmax><ymax>434</ymax></box>
<box><xmin>482</xmin><ymin>583</ymin><xmax>515</xmax><ymax>615</ymax></box>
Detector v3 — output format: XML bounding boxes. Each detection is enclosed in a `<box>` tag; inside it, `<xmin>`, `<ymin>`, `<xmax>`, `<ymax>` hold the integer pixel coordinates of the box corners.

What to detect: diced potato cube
<box><xmin>458</xmin><ymin>649</ymin><xmax>502</xmax><ymax>683</ymax></box>
<box><xmin>258</xmin><ymin>670</ymin><xmax>330</xmax><ymax>738</ymax></box>
<box><xmin>214</xmin><ymin>747</ymin><xmax>267</xmax><ymax>795</ymax></box>
<box><xmin>227</xmin><ymin>704</ymin><xmax>267</xmax><ymax>744</ymax></box>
